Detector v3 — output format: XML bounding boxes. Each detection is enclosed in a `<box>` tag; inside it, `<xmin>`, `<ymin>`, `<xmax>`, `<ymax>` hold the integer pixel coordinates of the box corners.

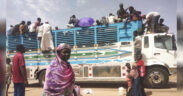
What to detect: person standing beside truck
<box><xmin>136</xmin><ymin>54</ymin><xmax>146</xmax><ymax>96</ymax></box>
<box><xmin>43</xmin><ymin>43</ymin><xmax>75</xmax><ymax>96</ymax></box>
<box><xmin>134</xmin><ymin>31</ymin><xmax>142</xmax><ymax>61</ymax></box>
<box><xmin>6</xmin><ymin>58</ymin><xmax>12</xmax><ymax>96</ymax></box>
<box><xmin>12</xmin><ymin>44</ymin><xmax>28</xmax><ymax>96</ymax></box>
<box><xmin>125</xmin><ymin>63</ymin><xmax>132</xmax><ymax>96</ymax></box>
<box><xmin>130</xmin><ymin>63</ymin><xmax>142</xmax><ymax>96</ymax></box>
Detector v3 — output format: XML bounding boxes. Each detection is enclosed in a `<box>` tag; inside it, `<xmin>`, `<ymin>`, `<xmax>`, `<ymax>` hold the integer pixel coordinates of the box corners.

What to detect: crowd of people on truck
<box><xmin>3</xmin><ymin>3</ymin><xmax>172</xmax><ymax>96</ymax></box>
<box><xmin>7</xmin><ymin>18</ymin><xmax>55</xmax><ymax>52</ymax></box>
<box><xmin>67</xmin><ymin>3</ymin><xmax>169</xmax><ymax>34</ymax></box>
<box><xmin>7</xmin><ymin>3</ymin><xmax>169</xmax><ymax>36</ymax></box>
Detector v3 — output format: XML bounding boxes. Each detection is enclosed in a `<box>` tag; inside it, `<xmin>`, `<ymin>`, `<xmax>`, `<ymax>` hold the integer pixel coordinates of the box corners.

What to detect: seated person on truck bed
<box><xmin>67</xmin><ymin>15</ymin><xmax>79</xmax><ymax>28</ymax></box>
<box><xmin>107</xmin><ymin>13</ymin><xmax>118</xmax><ymax>24</ymax></box>
<box><xmin>117</xmin><ymin>3</ymin><xmax>128</xmax><ymax>22</ymax></box>
<box><xmin>123</xmin><ymin>6</ymin><xmax>141</xmax><ymax>28</ymax></box>
<box><xmin>100</xmin><ymin>16</ymin><xmax>109</xmax><ymax>27</ymax></box>
<box><xmin>157</xmin><ymin>18</ymin><xmax>169</xmax><ymax>33</ymax></box>
<box><xmin>145</xmin><ymin>11</ymin><xmax>160</xmax><ymax>33</ymax></box>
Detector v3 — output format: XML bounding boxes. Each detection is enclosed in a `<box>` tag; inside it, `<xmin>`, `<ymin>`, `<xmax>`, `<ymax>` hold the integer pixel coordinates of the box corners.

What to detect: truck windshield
<box><xmin>154</xmin><ymin>35</ymin><xmax>176</xmax><ymax>50</ymax></box>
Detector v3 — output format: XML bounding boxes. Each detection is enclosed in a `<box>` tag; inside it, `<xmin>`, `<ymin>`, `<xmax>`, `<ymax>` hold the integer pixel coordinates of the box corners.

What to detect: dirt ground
<box><xmin>7</xmin><ymin>74</ymin><xmax>182</xmax><ymax>96</ymax></box>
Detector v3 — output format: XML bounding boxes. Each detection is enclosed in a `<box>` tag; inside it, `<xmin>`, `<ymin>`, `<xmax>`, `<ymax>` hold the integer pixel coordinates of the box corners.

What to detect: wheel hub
<box><xmin>154</xmin><ymin>75</ymin><xmax>159</xmax><ymax>80</ymax></box>
<box><xmin>150</xmin><ymin>72</ymin><xmax>162</xmax><ymax>84</ymax></box>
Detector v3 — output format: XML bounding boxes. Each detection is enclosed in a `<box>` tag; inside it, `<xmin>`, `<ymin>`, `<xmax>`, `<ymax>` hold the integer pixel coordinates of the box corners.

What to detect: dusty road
<box><xmin>7</xmin><ymin>74</ymin><xmax>182</xmax><ymax>96</ymax></box>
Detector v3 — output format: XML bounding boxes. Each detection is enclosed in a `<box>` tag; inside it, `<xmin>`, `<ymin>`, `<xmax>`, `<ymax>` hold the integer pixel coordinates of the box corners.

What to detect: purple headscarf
<box><xmin>43</xmin><ymin>43</ymin><xmax>75</xmax><ymax>96</ymax></box>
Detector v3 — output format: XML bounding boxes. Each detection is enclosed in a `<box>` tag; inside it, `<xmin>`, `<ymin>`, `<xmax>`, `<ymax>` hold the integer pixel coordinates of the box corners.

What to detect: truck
<box><xmin>7</xmin><ymin>20</ymin><xmax>177</xmax><ymax>88</ymax></box>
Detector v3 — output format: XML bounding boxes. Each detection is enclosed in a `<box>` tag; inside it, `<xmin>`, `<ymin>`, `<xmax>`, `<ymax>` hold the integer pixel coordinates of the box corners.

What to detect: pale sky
<box><xmin>0</xmin><ymin>0</ymin><xmax>6</xmax><ymax>19</ymax></box>
<box><xmin>6</xmin><ymin>0</ymin><xmax>177</xmax><ymax>35</ymax></box>
<box><xmin>177</xmin><ymin>0</ymin><xmax>183</xmax><ymax>16</ymax></box>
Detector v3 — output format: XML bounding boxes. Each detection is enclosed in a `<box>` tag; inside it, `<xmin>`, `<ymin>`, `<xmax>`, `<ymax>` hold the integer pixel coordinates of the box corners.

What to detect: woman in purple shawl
<box><xmin>43</xmin><ymin>43</ymin><xmax>75</xmax><ymax>96</ymax></box>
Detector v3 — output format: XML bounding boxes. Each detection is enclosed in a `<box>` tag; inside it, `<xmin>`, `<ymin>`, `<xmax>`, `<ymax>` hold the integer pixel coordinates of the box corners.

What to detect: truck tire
<box><xmin>39</xmin><ymin>70</ymin><xmax>46</xmax><ymax>86</ymax></box>
<box><xmin>144</xmin><ymin>67</ymin><xmax>169</xmax><ymax>88</ymax></box>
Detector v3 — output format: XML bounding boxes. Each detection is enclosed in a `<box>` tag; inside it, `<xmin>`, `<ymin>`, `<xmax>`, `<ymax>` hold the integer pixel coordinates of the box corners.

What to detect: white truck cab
<box><xmin>141</xmin><ymin>33</ymin><xmax>177</xmax><ymax>87</ymax></box>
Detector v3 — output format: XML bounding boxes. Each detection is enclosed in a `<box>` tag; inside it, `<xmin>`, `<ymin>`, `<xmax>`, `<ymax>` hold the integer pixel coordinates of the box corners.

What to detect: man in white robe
<box><xmin>41</xmin><ymin>21</ymin><xmax>54</xmax><ymax>52</ymax></box>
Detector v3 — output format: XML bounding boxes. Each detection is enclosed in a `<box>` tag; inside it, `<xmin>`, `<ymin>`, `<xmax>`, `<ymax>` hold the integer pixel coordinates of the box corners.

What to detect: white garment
<box><xmin>134</xmin><ymin>36</ymin><xmax>142</xmax><ymax>49</ymax></box>
<box><xmin>66</xmin><ymin>24</ymin><xmax>74</xmax><ymax>28</ymax></box>
<box><xmin>37</xmin><ymin>25</ymin><xmax>43</xmax><ymax>37</ymax></box>
<box><xmin>29</xmin><ymin>23</ymin><xmax>35</xmax><ymax>32</ymax></box>
<box><xmin>146</xmin><ymin>12</ymin><xmax>160</xmax><ymax>19</ymax></box>
<box><xmin>107</xmin><ymin>16</ymin><xmax>116</xmax><ymax>24</ymax></box>
<box><xmin>41</xmin><ymin>23</ymin><xmax>54</xmax><ymax>51</ymax></box>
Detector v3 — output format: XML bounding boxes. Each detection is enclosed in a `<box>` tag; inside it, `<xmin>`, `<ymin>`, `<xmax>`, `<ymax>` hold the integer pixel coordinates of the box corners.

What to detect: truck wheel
<box><xmin>144</xmin><ymin>67</ymin><xmax>169</xmax><ymax>88</ymax></box>
<box><xmin>39</xmin><ymin>70</ymin><xmax>46</xmax><ymax>86</ymax></box>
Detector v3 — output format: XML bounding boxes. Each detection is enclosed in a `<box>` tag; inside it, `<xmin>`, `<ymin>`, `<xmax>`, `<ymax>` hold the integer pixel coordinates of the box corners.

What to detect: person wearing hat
<box><xmin>107</xmin><ymin>13</ymin><xmax>117</xmax><ymax>24</ymax></box>
<box><xmin>41</xmin><ymin>20</ymin><xmax>54</xmax><ymax>52</ymax></box>
<box><xmin>145</xmin><ymin>11</ymin><xmax>160</xmax><ymax>33</ymax></box>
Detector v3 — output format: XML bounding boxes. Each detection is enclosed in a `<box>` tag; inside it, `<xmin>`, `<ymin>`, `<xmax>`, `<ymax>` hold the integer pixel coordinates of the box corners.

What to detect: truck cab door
<box><xmin>141</xmin><ymin>35</ymin><xmax>154</xmax><ymax>64</ymax></box>
<box><xmin>152</xmin><ymin>35</ymin><xmax>177</xmax><ymax>68</ymax></box>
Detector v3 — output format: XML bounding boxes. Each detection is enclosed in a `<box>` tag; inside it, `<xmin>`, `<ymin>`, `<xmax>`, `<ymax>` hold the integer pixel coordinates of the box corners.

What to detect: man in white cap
<box><xmin>41</xmin><ymin>20</ymin><xmax>54</xmax><ymax>52</ymax></box>
<box><xmin>146</xmin><ymin>11</ymin><xmax>160</xmax><ymax>33</ymax></box>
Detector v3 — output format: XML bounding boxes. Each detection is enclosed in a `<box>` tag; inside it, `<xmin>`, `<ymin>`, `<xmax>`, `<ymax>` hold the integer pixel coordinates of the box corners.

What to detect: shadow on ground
<box><xmin>26</xmin><ymin>81</ymin><xmax>177</xmax><ymax>89</ymax></box>
<box><xmin>146</xmin><ymin>82</ymin><xmax>177</xmax><ymax>89</ymax></box>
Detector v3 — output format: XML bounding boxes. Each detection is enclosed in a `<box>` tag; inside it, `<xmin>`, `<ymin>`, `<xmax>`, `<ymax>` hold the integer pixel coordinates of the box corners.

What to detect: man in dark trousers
<box><xmin>137</xmin><ymin>54</ymin><xmax>146</xmax><ymax>96</ymax></box>
<box><xmin>12</xmin><ymin>45</ymin><xmax>28</xmax><ymax>96</ymax></box>
<box><xmin>117</xmin><ymin>3</ymin><xmax>128</xmax><ymax>22</ymax></box>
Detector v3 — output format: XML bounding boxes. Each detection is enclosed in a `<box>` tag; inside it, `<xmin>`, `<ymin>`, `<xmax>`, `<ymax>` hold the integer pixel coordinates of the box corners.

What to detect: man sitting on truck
<box><xmin>145</xmin><ymin>11</ymin><xmax>160</xmax><ymax>33</ymax></box>
<box><xmin>117</xmin><ymin>3</ymin><xmax>128</xmax><ymax>22</ymax></box>
<box><xmin>67</xmin><ymin>15</ymin><xmax>79</xmax><ymax>28</ymax></box>
<box><xmin>157</xmin><ymin>18</ymin><xmax>169</xmax><ymax>33</ymax></box>
<box><xmin>123</xmin><ymin>6</ymin><xmax>141</xmax><ymax>28</ymax></box>
<box><xmin>107</xmin><ymin>13</ymin><xmax>117</xmax><ymax>24</ymax></box>
<box><xmin>100</xmin><ymin>16</ymin><xmax>108</xmax><ymax>27</ymax></box>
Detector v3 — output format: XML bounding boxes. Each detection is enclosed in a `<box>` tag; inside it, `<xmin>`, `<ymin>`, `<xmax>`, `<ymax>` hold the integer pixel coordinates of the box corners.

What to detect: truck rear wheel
<box><xmin>39</xmin><ymin>70</ymin><xmax>46</xmax><ymax>86</ymax></box>
<box><xmin>144</xmin><ymin>67</ymin><xmax>169</xmax><ymax>88</ymax></box>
